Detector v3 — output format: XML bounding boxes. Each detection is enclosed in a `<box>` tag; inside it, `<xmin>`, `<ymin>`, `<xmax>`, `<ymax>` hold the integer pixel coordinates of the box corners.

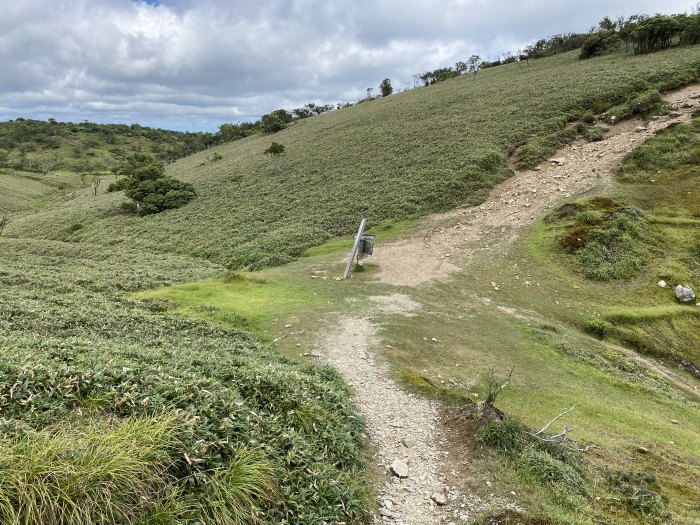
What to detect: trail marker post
<box><xmin>343</xmin><ymin>218</ymin><xmax>375</xmax><ymax>279</ymax></box>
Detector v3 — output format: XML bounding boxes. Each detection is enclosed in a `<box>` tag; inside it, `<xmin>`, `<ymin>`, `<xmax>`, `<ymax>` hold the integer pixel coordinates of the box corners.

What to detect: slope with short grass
<box><xmin>6</xmin><ymin>46</ymin><xmax>700</xmax><ymax>268</ymax></box>
<box><xmin>535</xmin><ymin>113</ymin><xmax>700</xmax><ymax>374</ymax></box>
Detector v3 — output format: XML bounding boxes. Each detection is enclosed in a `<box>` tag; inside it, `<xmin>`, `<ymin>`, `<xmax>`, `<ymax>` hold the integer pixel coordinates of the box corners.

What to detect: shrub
<box><xmin>519</xmin><ymin>446</ymin><xmax>589</xmax><ymax>496</ymax></box>
<box><xmin>476</xmin><ymin>418</ymin><xmax>527</xmax><ymax>455</ymax></box>
<box><xmin>264</xmin><ymin>142</ymin><xmax>286</xmax><ymax>155</ymax></box>
<box><xmin>604</xmin><ymin>90</ymin><xmax>667</xmax><ymax>123</ymax></box>
<box><xmin>579</xmin><ymin>31</ymin><xmax>621</xmax><ymax>59</ymax></box>
<box><xmin>112</xmin><ymin>158</ymin><xmax>197</xmax><ymax>216</ymax></box>
<box><xmin>583</xmin><ymin>319</ymin><xmax>613</xmax><ymax>338</ymax></box>
<box><xmin>605</xmin><ymin>469</ymin><xmax>669</xmax><ymax>517</ymax></box>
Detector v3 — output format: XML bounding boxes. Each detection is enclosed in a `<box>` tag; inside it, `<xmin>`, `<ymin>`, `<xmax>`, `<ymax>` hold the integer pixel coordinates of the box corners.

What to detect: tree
<box><xmin>264</xmin><ymin>142</ymin><xmax>286</xmax><ymax>176</ymax></box>
<box><xmin>379</xmin><ymin>78</ymin><xmax>393</xmax><ymax>97</ymax></box>
<box><xmin>261</xmin><ymin>112</ymin><xmax>287</xmax><ymax>133</ymax></box>
<box><xmin>0</xmin><ymin>213</ymin><xmax>8</xmax><ymax>237</ymax></box>
<box><xmin>108</xmin><ymin>157</ymin><xmax>196</xmax><ymax>216</ymax></box>
<box><xmin>91</xmin><ymin>174</ymin><xmax>102</xmax><ymax>197</ymax></box>
<box><xmin>467</xmin><ymin>55</ymin><xmax>483</xmax><ymax>75</ymax></box>
<box><xmin>455</xmin><ymin>61</ymin><xmax>468</xmax><ymax>74</ymax></box>
<box><xmin>579</xmin><ymin>31</ymin><xmax>621</xmax><ymax>59</ymax></box>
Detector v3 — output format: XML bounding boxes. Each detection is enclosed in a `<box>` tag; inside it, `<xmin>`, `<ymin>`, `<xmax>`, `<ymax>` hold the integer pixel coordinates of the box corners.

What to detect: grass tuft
<box><xmin>0</xmin><ymin>414</ymin><xmax>178</xmax><ymax>525</ymax></box>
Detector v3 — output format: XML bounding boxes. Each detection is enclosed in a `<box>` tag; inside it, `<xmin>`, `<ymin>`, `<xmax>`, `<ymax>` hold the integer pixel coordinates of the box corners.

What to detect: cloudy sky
<box><xmin>0</xmin><ymin>0</ymin><xmax>693</xmax><ymax>131</ymax></box>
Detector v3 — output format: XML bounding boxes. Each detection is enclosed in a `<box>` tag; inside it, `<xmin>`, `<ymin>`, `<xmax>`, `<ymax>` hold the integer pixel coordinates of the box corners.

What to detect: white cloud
<box><xmin>0</xmin><ymin>0</ymin><xmax>693</xmax><ymax>130</ymax></box>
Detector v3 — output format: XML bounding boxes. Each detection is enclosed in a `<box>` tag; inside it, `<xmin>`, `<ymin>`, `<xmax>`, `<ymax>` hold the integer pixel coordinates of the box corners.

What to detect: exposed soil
<box><xmin>318</xmin><ymin>84</ymin><xmax>700</xmax><ymax>524</ymax></box>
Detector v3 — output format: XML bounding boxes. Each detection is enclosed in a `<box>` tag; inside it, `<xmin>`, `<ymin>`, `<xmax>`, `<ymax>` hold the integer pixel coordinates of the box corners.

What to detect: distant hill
<box><xmin>0</xmin><ymin>119</ymin><xmax>214</xmax><ymax>174</ymax></box>
<box><xmin>6</xmin><ymin>45</ymin><xmax>700</xmax><ymax>269</ymax></box>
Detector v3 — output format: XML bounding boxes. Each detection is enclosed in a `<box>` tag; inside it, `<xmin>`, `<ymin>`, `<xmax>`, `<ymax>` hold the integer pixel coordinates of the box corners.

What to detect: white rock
<box><xmin>675</xmin><ymin>284</ymin><xmax>696</xmax><ymax>302</ymax></box>
<box><xmin>431</xmin><ymin>492</ymin><xmax>447</xmax><ymax>506</ymax></box>
<box><xmin>658</xmin><ymin>280</ymin><xmax>666</xmax><ymax>288</ymax></box>
<box><xmin>390</xmin><ymin>460</ymin><xmax>409</xmax><ymax>479</ymax></box>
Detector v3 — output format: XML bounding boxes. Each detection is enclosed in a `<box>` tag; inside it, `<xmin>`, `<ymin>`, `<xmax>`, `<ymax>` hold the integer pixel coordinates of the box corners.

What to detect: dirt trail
<box><xmin>318</xmin><ymin>85</ymin><xmax>700</xmax><ymax>524</ymax></box>
<box><xmin>318</xmin><ymin>295</ymin><xmax>513</xmax><ymax>524</ymax></box>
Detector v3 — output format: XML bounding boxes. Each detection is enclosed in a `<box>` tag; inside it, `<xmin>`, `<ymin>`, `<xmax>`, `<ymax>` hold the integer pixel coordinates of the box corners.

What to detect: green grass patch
<box><xmin>138</xmin><ymin>271</ymin><xmax>327</xmax><ymax>336</ymax></box>
<box><xmin>533</xmin><ymin>113</ymin><xmax>700</xmax><ymax>376</ymax></box>
<box><xmin>552</xmin><ymin>199</ymin><xmax>655</xmax><ymax>280</ymax></box>
<box><xmin>0</xmin><ymin>414</ymin><xmax>180</xmax><ymax>524</ymax></box>
<box><xmin>618</xmin><ymin>116</ymin><xmax>700</xmax><ymax>182</ymax></box>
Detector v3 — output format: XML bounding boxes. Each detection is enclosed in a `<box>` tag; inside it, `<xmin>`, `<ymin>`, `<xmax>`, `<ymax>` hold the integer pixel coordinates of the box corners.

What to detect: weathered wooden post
<box><xmin>343</xmin><ymin>219</ymin><xmax>366</xmax><ymax>280</ymax></box>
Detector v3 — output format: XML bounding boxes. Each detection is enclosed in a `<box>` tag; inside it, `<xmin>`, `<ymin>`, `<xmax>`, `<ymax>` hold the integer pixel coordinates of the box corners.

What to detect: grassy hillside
<box><xmin>6</xmin><ymin>46</ymin><xmax>700</xmax><ymax>268</ymax></box>
<box><xmin>2</xmin><ymin>43</ymin><xmax>700</xmax><ymax>525</ymax></box>
<box><xmin>0</xmin><ymin>119</ymin><xmax>211</xmax><ymax>174</ymax></box>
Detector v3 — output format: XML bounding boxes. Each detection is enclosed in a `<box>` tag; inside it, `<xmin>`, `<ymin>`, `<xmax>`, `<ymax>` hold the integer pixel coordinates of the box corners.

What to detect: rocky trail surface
<box><xmin>317</xmin><ymin>85</ymin><xmax>700</xmax><ymax>524</ymax></box>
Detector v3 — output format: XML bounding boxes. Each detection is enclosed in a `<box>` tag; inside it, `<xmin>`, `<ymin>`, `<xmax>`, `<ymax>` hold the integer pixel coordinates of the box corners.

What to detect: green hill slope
<box><xmin>7</xmin><ymin>47</ymin><xmax>700</xmax><ymax>268</ymax></box>
<box><xmin>0</xmin><ymin>119</ymin><xmax>212</xmax><ymax>173</ymax></box>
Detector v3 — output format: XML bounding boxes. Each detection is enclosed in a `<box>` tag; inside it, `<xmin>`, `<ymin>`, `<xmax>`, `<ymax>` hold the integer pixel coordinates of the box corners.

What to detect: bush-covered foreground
<box><xmin>6</xmin><ymin>46</ymin><xmax>700</xmax><ymax>269</ymax></box>
<box><xmin>0</xmin><ymin>238</ymin><xmax>370</xmax><ymax>524</ymax></box>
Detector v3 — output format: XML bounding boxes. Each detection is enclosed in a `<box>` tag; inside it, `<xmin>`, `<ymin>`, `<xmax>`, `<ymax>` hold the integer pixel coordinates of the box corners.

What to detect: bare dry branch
<box><xmin>533</xmin><ymin>404</ymin><xmax>577</xmax><ymax>436</ymax></box>
<box><xmin>485</xmin><ymin>365</ymin><xmax>514</xmax><ymax>407</ymax></box>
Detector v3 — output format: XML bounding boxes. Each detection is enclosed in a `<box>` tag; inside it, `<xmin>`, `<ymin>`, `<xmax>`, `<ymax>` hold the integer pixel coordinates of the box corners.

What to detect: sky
<box><xmin>0</xmin><ymin>0</ymin><xmax>695</xmax><ymax>132</ymax></box>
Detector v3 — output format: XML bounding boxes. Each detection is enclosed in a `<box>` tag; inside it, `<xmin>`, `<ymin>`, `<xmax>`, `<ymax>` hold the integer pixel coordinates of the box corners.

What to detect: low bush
<box><xmin>583</xmin><ymin>318</ymin><xmax>613</xmax><ymax>338</ymax></box>
<box><xmin>476</xmin><ymin>418</ymin><xmax>527</xmax><ymax>454</ymax></box>
<box><xmin>477</xmin><ymin>414</ymin><xmax>589</xmax><ymax>506</ymax></box>
<box><xmin>0</xmin><ymin>238</ymin><xmax>371</xmax><ymax>524</ymax></box>
<box><xmin>518</xmin><ymin>446</ymin><xmax>589</xmax><ymax>497</ymax></box>
<box><xmin>604</xmin><ymin>90</ymin><xmax>668</xmax><ymax>123</ymax></box>
<box><xmin>557</xmin><ymin>202</ymin><xmax>654</xmax><ymax>281</ymax></box>
<box><xmin>605</xmin><ymin>469</ymin><xmax>670</xmax><ymax>518</ymax></box>
<box><xmin>579</xmin><ymin>31</ymin><xmax>622</xmax><ymax>59</ymax></box>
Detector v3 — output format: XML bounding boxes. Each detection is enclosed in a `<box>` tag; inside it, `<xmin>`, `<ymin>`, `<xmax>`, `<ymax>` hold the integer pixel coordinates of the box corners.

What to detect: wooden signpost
<box><xmin>343</xmin><ymin>218</ymin><xmax>375</xmax><ymax>279</ymax></box>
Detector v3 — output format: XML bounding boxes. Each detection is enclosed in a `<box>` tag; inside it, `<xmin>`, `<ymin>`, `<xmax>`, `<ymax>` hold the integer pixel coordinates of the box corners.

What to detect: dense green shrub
<box><xmin>123</xmin><ymin>176</ymin><xmax>197</xmax><ymax>216</ymax></box>
<box><xmin>108</xmin><ymin>157</ymin><xmax>197</xmax><ymax>216</ymax></box>
<box><xmin>264</xmin><ymin>142</ymin><xmax>285</xmax><ymax>155</ymax></box>
<box><xmin>260</xmin><ymin>113</ymin><xmax>287</xmax><ymax>133</ymax></box>
<box><xmin>579</xmin><ymin>31</ymin><xmax>621</xmax><ymax>59</ymax></box>
<box><xmin>583</xmin><ymin>318</ymin><xmax>613</xmax><ymax>338</ymax></box>
<box><xmin>476</xmin><ymin>418</ymin><xmax>527</xmax><ymax>454</ymax></box>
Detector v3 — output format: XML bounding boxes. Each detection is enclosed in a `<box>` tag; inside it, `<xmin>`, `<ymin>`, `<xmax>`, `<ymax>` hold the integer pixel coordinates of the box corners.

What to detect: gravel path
<box><xmin>318</xmin><ymin>296</ymin><xmax>502</xmax><ymax>524</ymax></box>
